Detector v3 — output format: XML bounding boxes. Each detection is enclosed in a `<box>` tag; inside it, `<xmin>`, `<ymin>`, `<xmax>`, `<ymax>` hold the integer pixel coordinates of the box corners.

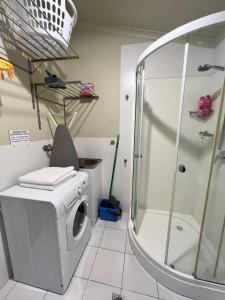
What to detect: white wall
<box><xmin>113</xmin><ymin>42</ymin><xmax>152</xmax><ymax>212</ymax></box>
<box><xmin>74</xmin><ymin>137</ymin><xmax>116</xmax><ymax>197</ymax></box>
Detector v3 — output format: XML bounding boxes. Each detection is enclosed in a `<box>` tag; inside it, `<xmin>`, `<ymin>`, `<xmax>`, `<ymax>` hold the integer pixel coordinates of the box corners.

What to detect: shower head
<box><xmin>197</xmin><ymin>64</ymin><xmax>225</xmax><ymax>72</ymax></box>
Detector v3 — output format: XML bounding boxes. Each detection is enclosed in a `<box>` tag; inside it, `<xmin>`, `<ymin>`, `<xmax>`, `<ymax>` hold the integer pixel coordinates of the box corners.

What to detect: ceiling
<box><xmin>75</xmin><ymin>0</ymin><xmax>225</xmax><ymax>35</ymax></box>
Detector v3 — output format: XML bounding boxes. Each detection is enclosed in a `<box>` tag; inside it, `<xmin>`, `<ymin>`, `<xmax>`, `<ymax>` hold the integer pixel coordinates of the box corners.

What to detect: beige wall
<box><xmin>58</xmin><ymin>27</ymin><xmax>149</xmax><ymax>138</ymax></box>
<box><xmin>0</xmin><ymin>40</ymin><xmax>52</xmax><ymax>146</ymax></box>
<box><xmin>0</xmin><ymin>71</ymin><xmax>52</xmax><ymax>146</ymax></box>
<box><xmin>0</xmin><ymin>28</ymin><xmax>149</xmax><ymax>145</ymax></box>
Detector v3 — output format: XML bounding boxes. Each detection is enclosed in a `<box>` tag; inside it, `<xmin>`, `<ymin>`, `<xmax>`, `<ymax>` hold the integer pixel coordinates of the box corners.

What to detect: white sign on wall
<box><xmin>8</xmin><ymin>130</ymin><xmax>30</xmax><ymax>145</ymax></box>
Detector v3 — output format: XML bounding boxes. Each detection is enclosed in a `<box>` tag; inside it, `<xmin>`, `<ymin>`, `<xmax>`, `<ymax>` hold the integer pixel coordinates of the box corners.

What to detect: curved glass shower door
<box><xmin>166</xmin><ymin>25</ymin><xmax>225</xmax><ymax>276</ymax></box>
<box><xmin>132</xmin><ymin>40</ymin><xmax>186</xmax><ymax>264</ymax></box>
<box><xmin>195</xmin><ymin>72</ymin><xmax>225</xmax><ymax>284</ymax></box>
<box><xmin>130</xmin><ymin>12</ymin><xmax>225</xmax><ymax>296</ymax></box>
<box><xmin>193</xmin><ymin>26</ymin><xmax>225</xmax><ymax>284</ymax></box>
<box><xmin>132</xmin><ymin>62</ymin><xmax>145</xmax><ymax>233</ymax></box>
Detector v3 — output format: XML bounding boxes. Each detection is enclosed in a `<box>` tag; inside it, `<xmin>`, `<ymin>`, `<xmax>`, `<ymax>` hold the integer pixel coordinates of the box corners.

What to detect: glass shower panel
<box><xmin>166</xmin><ymin>25</ymin><xmax>225</xmax><ymax>276</ymax></box>
<box><xmin>195</xmin><ymin>29</ymin><xmax>225</xmax><ymax>284</ymax></box>
<box><xmin>133</xmin><ymin>40</ymin><xmax>185</xmax><ymax>264</ymax></box>
<box><xmin>132</xmin><ymin>63</ymin><xmax>145</xmax><ymax>232</ymax></box>
<box><xmin>195</xmin><ymin>96</ymin><xmax>225</xmax><ymax>283</ymax></box>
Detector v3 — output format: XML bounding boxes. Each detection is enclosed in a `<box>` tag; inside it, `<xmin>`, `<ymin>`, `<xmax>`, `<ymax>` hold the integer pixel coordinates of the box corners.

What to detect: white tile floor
<box><xmin>0</xmin><ymin>213</ymin><xmax>193</xmax><ymax>300</ymax></box>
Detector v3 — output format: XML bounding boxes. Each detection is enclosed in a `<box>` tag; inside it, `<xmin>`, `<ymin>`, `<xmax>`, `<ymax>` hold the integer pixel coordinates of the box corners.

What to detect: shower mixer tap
<box><xmin>215</xmin><ymin>151</ymin><xmax>225</xmax><ymax>162</ymax></box>
<box><xmin>199</xmin><ymin>130</ymin><xmax>213</xmax><ymax>138</ymax></box>
<box><xmin>198</xmin><ymin>64</ymin><xmax>225</xmax><ymax>72</ymax></box>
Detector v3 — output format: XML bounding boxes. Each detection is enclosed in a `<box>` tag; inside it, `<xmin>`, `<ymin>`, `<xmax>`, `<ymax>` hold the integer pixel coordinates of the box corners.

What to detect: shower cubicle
<box><xmin>129</xmin><ymin>11</ymin><xmax>225</xmax><ymax>300</ymax></box>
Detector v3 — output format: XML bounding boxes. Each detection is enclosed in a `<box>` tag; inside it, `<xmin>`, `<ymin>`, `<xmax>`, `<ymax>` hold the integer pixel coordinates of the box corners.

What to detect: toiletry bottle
<box><xmin>204</xmin><ymin>95</ymin><xmax>212</xmax><ymax>116</ymax></box>
<box><xmin>198</xmin><ymin>96</ymin><xmax>205</xmax><ymax>117</ymax></box>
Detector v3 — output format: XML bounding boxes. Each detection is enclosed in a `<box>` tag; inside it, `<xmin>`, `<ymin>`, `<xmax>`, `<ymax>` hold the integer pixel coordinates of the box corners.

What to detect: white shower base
<box><xmin>136</xmin><ymin>209</ymin><xmax>210</xmax><ymax>275</ymax></box>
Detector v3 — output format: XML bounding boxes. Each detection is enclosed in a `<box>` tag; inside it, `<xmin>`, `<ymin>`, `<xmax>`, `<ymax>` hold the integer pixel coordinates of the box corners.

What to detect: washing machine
<box><xmin>0</xmin><ymin>172</ymin><xmax>91</xmax><ymax>294</ymax></box>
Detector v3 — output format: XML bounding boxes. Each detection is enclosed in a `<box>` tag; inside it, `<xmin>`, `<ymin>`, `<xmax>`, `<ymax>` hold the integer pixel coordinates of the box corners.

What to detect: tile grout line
<box><xmin>87</xmin><ymin>279</ymin><xmax>121</xmax><ymax>290</ymax></box>
<box><xmin>3</xmin><ymin>282</ymin><xmax>17</xmax><ymax>300</ymax></box>
<box><xmin>100</xmin><ymin>217</ymin><xmax>128</xmax><ymax>294</ymax></box>
<box><xmin>42</xmin><ymin>290</ymin><xmax>48</xmax><ymax>300</ymax></box>
<box><xmin>98</xmin><ymin>220</ymin><xmax>107</xmax><ymax>247</ymax></box>
<box><xmin>75</xmin><ymin>222</ymin><xmax>106</xmax><ymax>280</ymax></box>
<box><xmin>98</xmin><ymin>244</ymin><xmax>127</xmax><ymax>254</ymax></box>
<box><xmin>122</xmin><ymin>287</ymin><xmax>159</xmax><ymax>300</ymax></box>
<box><xmin>81</xmin><ymin>220</ymin><xmax>107</xmax><ymax>300</ymax></box>
<box><xmin>100</xmin><ymin>219</ymin><xmax>128</xmax><ymax>254</ymax></box>
<box><xmin>120</xmin><ymin>218</ymin><xmax>129</xmax><ymax>295</ymax></box>
<box><xmin>79</xmin><ymin>218</ymin><xmax>130</xmax><ymax>298</ymax></box>
<box><xmin>80</xmin><ymin>279</ymin><xmax>88</xmax><ymax>300</ymax></box>
<box><xmin>120</xmin><ymin>230</ymin><xmax>127</xmax><ymax>295</ymax></box>
<box><xmin>125</xmin><ymin>252</ymin><xmax>160</xmax><ymax>298</ymax></box>
<box><xmin>88</xmin><ymin>223</ymin><xmax>106</xmax><ymax>247</ymax></box>
<box><xmin>96</xmin><ymin>218</ymin><xmax>128</xmax><ymax>295</ymax></box>
<box><xmin>105</xmin><ymin>226</ymin><xmax>127</xmax><ymax>232</ymax></box>
<box><xmin>125</xmin><ymin>229</ymin><xmax>131</xmax><ymax>255</ymax></box>
<box><xmin>86</xmin><ymin>278</ymin><xmax>160</xmax><ymax>300</ymax></box>
<box><xmin>121</xmin><ymin>222</ymin><xmax>159</xmax><ymax>299</ymax></box>
<box><xmin>156</xmin><ymin>281</ymin><xmax>160</xmax><ymax>299</ymax></box>
<box><xmin>75</xmin><ymin>243</ymin><xmax>127</xmax><ymax>281</ymax></box>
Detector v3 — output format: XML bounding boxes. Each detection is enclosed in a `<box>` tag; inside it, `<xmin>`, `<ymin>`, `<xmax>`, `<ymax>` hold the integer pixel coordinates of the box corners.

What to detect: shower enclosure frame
<box><xmin>129</xmin><ymin>11</ymin><xmax>225</xmax><ymax>300</ymax></box>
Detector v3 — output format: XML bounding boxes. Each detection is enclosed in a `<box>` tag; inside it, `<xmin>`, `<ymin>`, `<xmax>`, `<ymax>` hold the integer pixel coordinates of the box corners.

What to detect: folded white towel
<box><xmin>19</xmin><ymin>170</ymin><xmax>76</xmax><ymax>190</ymax></box>
<box><xmin>19</xmin><ymin>166</ymin><xmax>75</xmax><ymax>186</ymax></box>
<box><xmin>19</xmin><ymin>183</ymin><xmax>60</xmax><ymax>191</ymax></box>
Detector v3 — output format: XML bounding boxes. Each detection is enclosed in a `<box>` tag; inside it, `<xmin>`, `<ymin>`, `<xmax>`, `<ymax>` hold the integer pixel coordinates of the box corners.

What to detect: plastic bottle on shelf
<box><xmin>80</xmin><ymin>83</ymin><xmax>94</xmax><ymax>97</ymax></box>
<box><xmin>204</xmin><ymin>95</ymin><xmax>212</xmax><ymax>116</ymax></box>
<box><xmin>197</xmin><ymin>96</ymin><xmax>206</xmax><ymax>117</ymax></box>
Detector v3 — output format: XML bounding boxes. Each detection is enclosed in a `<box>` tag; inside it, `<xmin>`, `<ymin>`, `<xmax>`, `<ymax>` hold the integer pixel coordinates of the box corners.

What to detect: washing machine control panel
<box><xmin>78</xmin><ymin>179</ymin><xmax>88</xmax><ymax>195</ymax></box>
<box><xmin>61</xmin><ymin>174</ymin><xmax>88</xmax><ymax>214</ymax></box>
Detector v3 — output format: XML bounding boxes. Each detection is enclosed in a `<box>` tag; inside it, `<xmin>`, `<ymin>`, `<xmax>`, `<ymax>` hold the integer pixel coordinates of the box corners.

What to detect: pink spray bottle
<box><xmin>197</xmin><ymin>96</ymin><xmax>206</xmax><ymax>117</ymax></box>
<box><xmin>197</xmin><ymin>95</ymin><xmax>212</xmax><ymax>117</ymax></box>
<box><xmin>204</xmin><ymin>95</ymin><xmax>212</xmax><ymax>116</ymax></box>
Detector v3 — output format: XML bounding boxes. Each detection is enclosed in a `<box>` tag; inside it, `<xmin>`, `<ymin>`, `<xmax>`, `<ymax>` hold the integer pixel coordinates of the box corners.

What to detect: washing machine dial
<box><xmin>78</xmin><ymin>186</ymin><xmax>82</xmax><ymax>195</ymax></box>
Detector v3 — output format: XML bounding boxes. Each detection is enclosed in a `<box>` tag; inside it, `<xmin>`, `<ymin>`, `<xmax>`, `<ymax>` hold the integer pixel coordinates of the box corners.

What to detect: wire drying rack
<box><xmin>0</xmin><ymin>0</ymin><xmax>99</xmax><ymax>130</ymax></box>
<box><xmin>34</xmin><ymin>80</ymin><xmax>99</xmax><ymax>129</ymax></box>
<box><xmin>0</xmin><ymin>0</ymin><xmax>79</xmax><ymax>67</ymax></box>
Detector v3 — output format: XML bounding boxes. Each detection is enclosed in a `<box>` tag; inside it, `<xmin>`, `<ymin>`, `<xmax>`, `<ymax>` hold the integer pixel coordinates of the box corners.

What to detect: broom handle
<box><xmin>109</xmin><ymin>135</ymin><xmax>120</xmax><ymax>198</ymax></box>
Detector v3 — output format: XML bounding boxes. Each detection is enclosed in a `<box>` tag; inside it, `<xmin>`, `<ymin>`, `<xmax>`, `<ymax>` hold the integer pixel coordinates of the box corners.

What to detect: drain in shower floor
<box><xmin>112</xmin><ymin>293</ymin><xmax>125</xmax><ymax>300</ymax></box>
<box><xmin>176</xmin><ymin>225</ymin><xmax>183</xmax><ymax>231</ymax></box>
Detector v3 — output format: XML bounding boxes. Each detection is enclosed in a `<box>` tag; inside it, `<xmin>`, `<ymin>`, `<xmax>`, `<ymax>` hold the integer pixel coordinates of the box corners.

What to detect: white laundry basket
<box><xmin>10</xmin><ymin>0</ymin><xmax>77</xmax><ymax>56</ymax></box>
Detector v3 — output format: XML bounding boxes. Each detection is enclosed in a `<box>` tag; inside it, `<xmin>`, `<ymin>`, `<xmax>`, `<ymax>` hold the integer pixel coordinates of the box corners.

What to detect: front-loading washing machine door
<box><xmin>66</xmin><ymin>194</ymin><xmax>88</xmax><ymax>250</ymax></box>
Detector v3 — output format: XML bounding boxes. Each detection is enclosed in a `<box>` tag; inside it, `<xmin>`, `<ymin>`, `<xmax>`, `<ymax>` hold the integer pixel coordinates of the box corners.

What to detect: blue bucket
<box><xmin>98</xmin><ymin>199</ymin><xmax>122</xmax><ymax>222</ymax></box>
